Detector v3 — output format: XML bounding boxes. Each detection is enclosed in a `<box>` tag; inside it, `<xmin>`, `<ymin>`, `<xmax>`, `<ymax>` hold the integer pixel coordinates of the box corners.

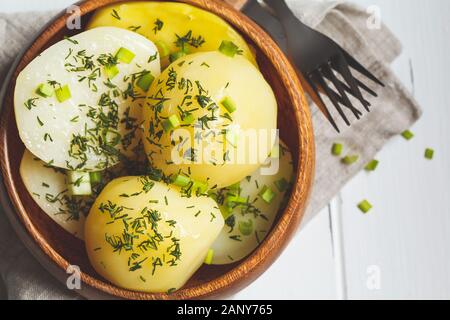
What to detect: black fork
<box><xmin>264</xmin><ymin>0</ymin><xmax>384</xmax><ymax>132</ymax></box>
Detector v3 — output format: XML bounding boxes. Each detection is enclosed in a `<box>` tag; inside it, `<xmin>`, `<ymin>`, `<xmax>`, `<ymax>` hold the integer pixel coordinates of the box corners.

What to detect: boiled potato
<box><xmin>20</xmin><ymin>150</ymin><xmax>88</xmax><ymax>239</ymax></box>
<box><xmin>87</xmin><ymin>1</ymin><xmax>256</xmax><ymax>67</ymax></box>
<box><xmin>209</xmin><ymin>141</ymin><xmax>294</xmax><ymax>264</ymax></box>
<box><xmin>15</xmin><ymin>27</ymin><xmax>160</xmax><ymax>172</ymax></box>
<box><xmin>19</xmin><ymin>149</ymin><xmax>128</xmax><ymax>240</ymax></box>
<box><xmin>85</xmin><ymin>177</ymin><xmax>224</xmax><ymax>293</ymax></box>
<box><xmin>143</xmin><ymin>52</ymin><xmax>277</xmax><ymax>189</ymax></box>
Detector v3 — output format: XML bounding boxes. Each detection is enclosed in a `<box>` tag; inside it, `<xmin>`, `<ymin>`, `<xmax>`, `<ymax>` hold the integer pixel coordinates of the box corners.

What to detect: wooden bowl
<box><xmin>0</xmin><ymin>0</ymin><xmax>314</xmax><ymax>300</ymax></box>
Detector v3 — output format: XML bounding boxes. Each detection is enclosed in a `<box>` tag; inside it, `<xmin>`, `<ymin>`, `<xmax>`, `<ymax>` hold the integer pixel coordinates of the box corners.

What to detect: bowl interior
<box><xmin>0</xmin><ymin>0</ymin><xmax>312</xmax><ymax>299</ymax></box>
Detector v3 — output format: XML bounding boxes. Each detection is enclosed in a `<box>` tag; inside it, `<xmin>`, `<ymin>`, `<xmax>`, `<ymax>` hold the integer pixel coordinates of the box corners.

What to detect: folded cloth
<box><xmin>0</xmin><ymin>0</ymin><xmax>421</xmax><ymax>300</ymax></box>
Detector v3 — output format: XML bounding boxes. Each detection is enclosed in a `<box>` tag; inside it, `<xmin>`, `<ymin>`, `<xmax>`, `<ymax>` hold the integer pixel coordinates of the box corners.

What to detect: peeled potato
<box><xmin>15</xmin><ymin>27</ymin><xmax>160</xmax><ymax>172</ymax></box>
<box><xmin>85</xmin><ymin>177</ymin><xmax>224</xmax><ymax>293</ymax></box>
<box><xmin>87</xmin><ymin>2</ymin><xmax>256</xmax><ymax>67</ymax></box>
<box><xmin>143</xmin><ymin>52</ymin><xmax>277</xmax><ymax>189</ymax></box>
<box><xmin>19</xmin><ymin>149</ymin><xmax>129</xmax><ymax>240</ymax></box>
<box><xmin>20</xmin><ymin>150</ymin><xmax>87</xmax><ymax>239</ymax></box>
<box><xmin>209</xmin><ymin>141</ymin><xmax>294</xmax><ymax>264</ymax></box>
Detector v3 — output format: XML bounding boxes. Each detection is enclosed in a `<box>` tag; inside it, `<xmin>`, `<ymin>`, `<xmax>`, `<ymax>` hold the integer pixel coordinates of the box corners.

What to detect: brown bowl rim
<box><xmin>0</xmin><ymin>0</ymin><xmax>315</xmax><ymax>300</ymax></box>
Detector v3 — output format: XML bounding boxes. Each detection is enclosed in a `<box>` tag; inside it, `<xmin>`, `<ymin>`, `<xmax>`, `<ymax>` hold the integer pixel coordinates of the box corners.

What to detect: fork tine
<box><xmin>342</xmin><ymin>50</ymin><xmax>385</xmax><ymax>87</ymax></box>
<box><xmin>321</xmin><ymin>65</ymin><xmax>362</xmax><ymax>120</ymax></box>
<box><xmin>323</xmin><ymin>71</ymin><xmax>377</xmax><ymax>100</ymax></box>
<box><xmin>304</xmin><ymin>75</ymin><xmax>340</xmax><ymax>132</ymax></box>
<box><xmin>332</xmin><ymin>56</ymin><xmax>371</xmax><ymax>112</ymax></box>
<box><xmin>355</xmin><ymin>78</ymin><xmax>378</xmax><ymax>98</ymax></box>
<box><xmin>310</xmin><ymin>70</ymin><xmax>351</xmax><ymax>127</ymax></box>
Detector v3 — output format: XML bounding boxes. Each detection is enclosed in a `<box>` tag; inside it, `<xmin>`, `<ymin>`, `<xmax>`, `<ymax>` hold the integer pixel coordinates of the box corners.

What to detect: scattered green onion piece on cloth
<box><xmin>332</xmin><ymin>143</ymin><xmax>343</xmax><ymax>156</ymax></box>
<box><xmin>365</xmin><ymin>160</ymin><xmax>379</xmax><ymax>172</ymax></box>
<box><xmin>342</xmin><ymin>155</ymin><xmax>359</xmax><ymax>165</ymax></box>
<box><xmin>401</xmin><ymin>130</ymin><xmax>414</xmax><ymax>140</ymax></box>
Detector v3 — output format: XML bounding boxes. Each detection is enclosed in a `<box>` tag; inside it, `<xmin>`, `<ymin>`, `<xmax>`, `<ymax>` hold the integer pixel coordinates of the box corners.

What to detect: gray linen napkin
<box><xmin>0</xmin><ymin>0</ymin><xmax>421</xmax><ymax>300</ymax></box>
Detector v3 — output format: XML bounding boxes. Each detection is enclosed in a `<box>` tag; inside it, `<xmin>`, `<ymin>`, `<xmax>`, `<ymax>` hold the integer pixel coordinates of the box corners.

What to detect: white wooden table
<box><xmin>1</xmin><ymin>0</ymin><xmax>449</xmax><ymax>300</ymax></box>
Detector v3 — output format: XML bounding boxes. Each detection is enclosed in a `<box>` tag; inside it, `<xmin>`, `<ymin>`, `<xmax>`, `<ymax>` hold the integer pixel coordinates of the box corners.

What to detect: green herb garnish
<box><xmin>358</xmin><ymin>200</ymin><xmax>372</xmax><ymax>214</ymax></box>
<box><xmin>365</xmin><ymin>160</ymin><xmax>379</xmax><ymax>171</ymax></box>
<box><xmin>219</xmin><ymin>40</ymin><xmax>242</xmax><ymax>57</ymax></box>
<box><xmin>332</xmin><ymin>143</ymin><xmax>343</xmax><ymax>156</ymax></box>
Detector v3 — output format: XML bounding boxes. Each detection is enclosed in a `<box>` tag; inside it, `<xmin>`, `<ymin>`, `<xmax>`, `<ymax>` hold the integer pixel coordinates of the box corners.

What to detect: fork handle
<box><xmin>264</xmin><ymin>0</ymin><xmax>296</xmax><ymax>19</ymax></box>
<box><xmin>223</xmin><ymin>0</ymin><xmax>330</xmax><ymax>127</ymax></box>
<box><xmin>223</xmin><ymin>0</ymin><xmax>249</xmax><ymax>10</ymax></box>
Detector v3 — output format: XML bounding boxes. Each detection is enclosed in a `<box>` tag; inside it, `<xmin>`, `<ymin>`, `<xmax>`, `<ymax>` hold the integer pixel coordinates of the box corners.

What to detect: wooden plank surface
<box><xmin>336</xmin><ymin>0</ymin><xmax>450</xmax><ymax>299</ymax></box>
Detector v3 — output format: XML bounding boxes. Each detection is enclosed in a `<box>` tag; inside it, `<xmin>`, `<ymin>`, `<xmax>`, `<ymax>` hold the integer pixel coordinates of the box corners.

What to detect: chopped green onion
<box><xmin>115</xmin><ymin>47</ymin><xmax>135</xmax><ymax>64</ymax></box>
<box><xmin>220</xmin><ymin>206</ymin><xmax>234</xmax><ymax>220</ymax></box>
<box><xmin>238</xmin><ymin>219</ymin><xmax>253</xmax><ymax>236</ymax></box>
<box><xmin>182</xmin><ymin>113</ymin><xmax>195</xmax><ymax>125</ymax></box>
<box><xmin>221</xmin><ymin>96</ymin><xmax>237</xmax><ymax>113</ymax></box>
<box><xmin>67</xmin><ymin>171</ymin><xmax>92</xmax><ymax>196</ymax></box>
<box><xmin>193</xmin><ymin>180</ymin><xmax>208</xmax><ymax>194</ymax></box>
<box><xmin>228</xmin><ymin>182</ymin><xmax>240</xmax><ymax>194</ymax></box>
<box><xmin>425</xmin><ymin>148</ymin><xmax>434</xmax><ymax>160</ymax></box>
<box><xmin>358</xmin><ymin>200</ymin><xmax>372</xmax><ymax>214</ymax></box>
<box><xmin>365</xmin><ymin>160</ymin><xmax>379</xmax><ymax>172</ymax></box>
<box><xmin>104</xmin><ymin>65</ymin><xmax>119</xmax><ymax>79</ymax></box>
<box><xmin>332</xmin><ymin>143</ymin><xmax>343</xmax><ymax>156</ymax></box>
<box><xmin>155</xmin><ymin>40</ymin><xmax>170</xmax><ymax>58</ymax></box>
<box><xmin>401</xmin><ymin>130</ymin><xmax>414</xmax><ymax>140</ymax></box>
<box><xmin>259</xmin><ymin>185</ymin><xmax>276</xmax><ymax>204</ymax></box>
<box><xmin>219</xmin><ymin>40</ymin><xmax>241</xmax><ymax>57</ymax></box>
<box><xmin>162</xmin><ymin>114</ymin><xmax>181</xmax><ymax>132</ymax></box>
<box><xmin>36</xmin><ymin>83</ymin><xmax>53</xmax><ymax>98</ymax></box>
<box><xmin>89</xmin><ymin>172</ymin><xmax>103</xmax><ymax>185</ymax></box>
<box><xmin>169</xmin><ymin>51</ymin><xmax>187</xmax><ymax>63</ymax></box>
<box><xmin>274</xmin><ymin>178</ymin><xmax>289</xmax><ymax>192</ymax></box>
<box><xmin>171</xmin><ymin>174</ymin><xmax>190</xmax><ymax>187</ymax></box>
<box><xmin>342</xmin><ymin>155</ymin><xmax>359</xmax><ymax>165</ymax></box>
<box><xmin>204</xmin><ymin>249</ymin><xmax>214</xmax><ymax>265</ymax></box>
<box><xmin>55</xmin><ymin>85</ymin><xmax>71</xmax><ymax>103</ymax></box>
<box><xmin>136</xmin><ymin>71</ymin><xmax>154</xmax><ymax>92</ymax></box>
<box><xmin>225</xmin><ymin>195</ymin><xmax>247</xmax><ymax>206</ymax></box>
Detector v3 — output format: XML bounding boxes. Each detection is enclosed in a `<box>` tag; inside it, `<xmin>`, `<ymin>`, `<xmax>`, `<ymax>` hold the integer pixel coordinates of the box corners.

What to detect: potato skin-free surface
<box><xmin>15</xmin><ymin>27</ymin><xmax>160</xmax><ymax>171</ymax></box>
<box><xmin>85</xmin><ymin>177</ymin><xmax>224</xmax><ymax>293</ymax></box>
<box><xmin>88</xmin><ymin>1</ymin><xmax>256</xmax><ymax>67</ymax></box>
<box><xmin>20</xmin><ymin>150</ymin><xmax>87</xmax><ymax>239</ymax></box>
<box><xmin>143</xmin><ymin>52</ymin><xmax>277</xmax><ymax>189</ymax></box>
<box><xmin>210</xmin><ymin>141</ymin><xmax>294</xmax><ymax>264</ymax></box>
